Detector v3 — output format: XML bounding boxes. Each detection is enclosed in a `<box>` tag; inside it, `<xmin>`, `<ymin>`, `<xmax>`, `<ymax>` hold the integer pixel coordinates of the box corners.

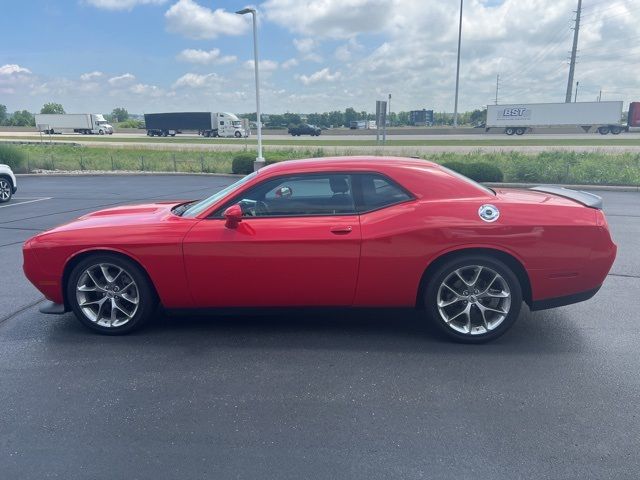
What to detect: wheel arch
<box><xmin>62</xmin><ymin>248</ymin><xmax>160</xmax><ymax>311</ymax></box>
<box><xmin>416</xmin><ymin>247</ymin><xmax>532</xmax><ymax>309</ymax></box>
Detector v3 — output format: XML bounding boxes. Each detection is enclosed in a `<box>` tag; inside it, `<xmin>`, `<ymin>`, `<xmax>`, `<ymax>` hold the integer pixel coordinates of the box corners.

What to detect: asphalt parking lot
<box><xmin>1</xmin><ymin>175</ymin><xmax>639</xmax><ymax>479</ymax></box>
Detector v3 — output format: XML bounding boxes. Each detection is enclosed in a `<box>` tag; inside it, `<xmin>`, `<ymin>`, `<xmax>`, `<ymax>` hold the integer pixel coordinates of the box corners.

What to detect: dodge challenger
<box><xmin>23</xmin><ymin>156</ymin><xmax>616</xmax><ymax>342</ymax></box>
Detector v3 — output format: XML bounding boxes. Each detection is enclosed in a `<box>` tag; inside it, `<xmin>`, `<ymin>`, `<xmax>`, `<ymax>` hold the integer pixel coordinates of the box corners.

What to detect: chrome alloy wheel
<box><xmin>436</xmin><ymin>265</ymin><xmax>511</xmax><ymax>336</ymax></box>
<box><xmin>0</xmin><ymin>179</ymin><xmax>11</xmax><ymax>201</ymax></box>
<box><xmin>75</xmin><ymin>263</ymin><xmax>139</xmax><ymax>328</ymax></box>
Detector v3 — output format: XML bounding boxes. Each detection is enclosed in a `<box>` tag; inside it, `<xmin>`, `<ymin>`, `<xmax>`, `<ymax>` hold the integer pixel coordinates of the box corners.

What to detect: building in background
<box><xmin>409</xmin><ymin>109</ymin><xmax>434</xmax><ymax>126</ymax></box>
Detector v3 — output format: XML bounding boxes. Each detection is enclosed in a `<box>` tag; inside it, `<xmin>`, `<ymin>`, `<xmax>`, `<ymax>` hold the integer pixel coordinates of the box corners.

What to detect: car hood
<box><xmin>49</xmin><ymin>201</ymin><xmax>185</xmax><ymax>233</ymax></box>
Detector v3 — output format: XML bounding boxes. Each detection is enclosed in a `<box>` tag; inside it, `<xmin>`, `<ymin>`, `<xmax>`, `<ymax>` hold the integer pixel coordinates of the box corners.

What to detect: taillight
<box><xmin>595</xmin><ymin>209</ymin><xmax>609</xmax><ymax>228</ymax></box>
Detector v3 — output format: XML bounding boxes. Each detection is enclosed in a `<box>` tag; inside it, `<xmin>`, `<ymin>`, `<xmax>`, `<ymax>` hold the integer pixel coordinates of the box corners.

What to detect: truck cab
<box><xmin>215</xmin><ymin>112</ymin><xmax>248</xmax><ymax>138</ymax></box>
<box><xmin>92</xmin><ymin>114</ymin><xmax>113</xmax><ymax>135</ymax></box>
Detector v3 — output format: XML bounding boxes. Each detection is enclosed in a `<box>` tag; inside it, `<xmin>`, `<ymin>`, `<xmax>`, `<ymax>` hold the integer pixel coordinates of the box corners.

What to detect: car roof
<box><xmin>258</xmin><ymin>156</ymin><xmax>440</xmax><ymax>175</ymax></box>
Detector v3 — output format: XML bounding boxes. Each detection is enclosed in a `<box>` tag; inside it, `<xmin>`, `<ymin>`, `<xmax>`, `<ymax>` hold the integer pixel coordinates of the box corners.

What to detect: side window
<box><xmin>354</xmin><ymin>174</ymin><xmax>412</xmax><ymax>212</ymax></box>
<box><xmin>218</xmin><ymin>174</ymin><xmax>356</xmax><ymax>217</ymax></box>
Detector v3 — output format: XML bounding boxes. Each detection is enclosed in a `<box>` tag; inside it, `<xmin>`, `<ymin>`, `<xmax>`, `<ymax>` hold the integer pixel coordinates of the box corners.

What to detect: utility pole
<box><xmin>598</xmin><ymin>89</ymin><xmax>602</xmax><ymax>102</ymax></box>
<box><xmin>388</xmin><ymin>93</ymin><xmax>392</xmax><ymax>126</ymax></box>
<box><xmin>565</xmin><ymin>0</ymin><xmax>582</xmax><ymax>103</ymax></box>
<box><xmin>574</xmin><ymin>81</ymin><xmax>579</xmax><ymax>102</ymax></box>
<box><xmin>453</xmin><ymin>0</ymin><xmax>463</xmax><ymax>127</ymax></box>
<box><xmin>495</xmin><ymin>74</ymin><xmax>500</xmax><ymax>105</ymax></box>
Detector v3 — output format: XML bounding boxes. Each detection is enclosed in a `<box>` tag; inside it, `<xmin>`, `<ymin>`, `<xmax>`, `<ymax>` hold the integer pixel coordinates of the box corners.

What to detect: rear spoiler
<box><xmin>530</xmin><ymin>186</ymin><xmax>603</xmax><ymax>209</ymax></box>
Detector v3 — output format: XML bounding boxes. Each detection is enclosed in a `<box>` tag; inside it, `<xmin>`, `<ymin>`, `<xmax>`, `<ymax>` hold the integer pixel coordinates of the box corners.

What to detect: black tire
<box><xmin>67</xmin><ymin>253</ymin><xmax>157</xmax><ymax>335</ymax></box>
<box><xmin>598</xmin><ymin>126</ymin><xmax>610</xmax><ymax>135</ymax></box>
<box><xmin>162</xmin><ymin>131</ymin><xmax>168</xmax><ymax>137</ymax></box>
<box><xmin>0</xmin><ymin>176</ymin><xmax>13</xmax><ymax>203</ymax></box>
<box><xmin>423</xmin><ymin>254</ymin><xmax>522</xmax><ymax>343</ymax></box>
<box><xmin>505</xmin><ymin>127</ymin><xmax>515</xmax><ymax>135</ymax></box>
<box><xmin>98</xmin><ymin>129</ymin><xmax>104</xmax><ymax>135</ymax></box>
<box><xmin>515</xmin><ymin>128</ymin><xmax>525</xmax><ymax>135</ymax></box>
<box><xmin>234</xmin><ymin>131</ymin><xmax>242</xmax><ymax>138</ymax></box>
<box><xmin>610</xmin><ymin>126</ymin><xmax>622</xmax><ymax>135</ymax></box>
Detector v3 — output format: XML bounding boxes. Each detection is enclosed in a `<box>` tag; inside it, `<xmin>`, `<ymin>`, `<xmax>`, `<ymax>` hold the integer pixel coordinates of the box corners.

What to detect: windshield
<box><xmin>232</xmin><ymin>121</ymin><xmax>242</xmax><ymax>128</ymax></box>
<box><xmin>181</xmin><ymin>172</ymin><xmax>258</xmax><ymax>217</ymax></box>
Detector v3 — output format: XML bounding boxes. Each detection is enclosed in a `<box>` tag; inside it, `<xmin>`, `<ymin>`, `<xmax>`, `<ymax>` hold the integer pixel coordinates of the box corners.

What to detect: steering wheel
<box><xmin>256</xmin><ymin>201</ymin><xmax>270</xmax><ymax>215</ymax></box>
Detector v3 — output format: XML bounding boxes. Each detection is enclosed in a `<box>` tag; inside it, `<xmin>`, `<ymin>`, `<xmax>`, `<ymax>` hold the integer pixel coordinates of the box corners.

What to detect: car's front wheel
<box><xmin>0</xmin><ymin>177</ymin><xmax>13</xmax><ymax>203</ymax></box>
<box><xmin>424</xmin><ymin>255</ymin><xmax>522</xmax><ymax>343</ymax></box>
<box><xmin>67</xmin><ymin>254</ymin><xmax>157</xmax><ymax>335</ymax></box>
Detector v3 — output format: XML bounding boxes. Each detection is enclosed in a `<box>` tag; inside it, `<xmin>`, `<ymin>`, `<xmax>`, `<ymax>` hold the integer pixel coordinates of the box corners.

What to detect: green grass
<box><xmin>6</xmin><ymin>144</ymin><xmax>640</xmax><ymax>186</ymax></box>
<box><xmin>11</xmin><ymin>144</ymin><xmax>325</xmax><ymax>174</ymax></box>
<box><xmin>3</xmin><ymin>135</ymin><xmax>640</xmax><ymax>147</ymax></box>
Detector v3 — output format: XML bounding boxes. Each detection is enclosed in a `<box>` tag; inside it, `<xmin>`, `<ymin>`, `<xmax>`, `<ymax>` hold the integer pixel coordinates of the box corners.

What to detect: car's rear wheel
<box><xmin>67</xmin><ymin>254</ymin><xmax>157</xmax><ymax>335</ymax></box>
<box><xmin>424</xmin><ymin>255</ymin><xmax>522</xmax><ymax>343</ymax></box>
<box><xmin>0</xmin><ymin>177</ymin><xmax>13</xmax><ymax>203</ymax></box>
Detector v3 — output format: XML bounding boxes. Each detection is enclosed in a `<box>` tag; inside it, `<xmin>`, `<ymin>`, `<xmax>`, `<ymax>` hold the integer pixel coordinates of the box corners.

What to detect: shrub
<box><xmin>464</xmin><ymin>162</ymin><xmax>503</xmax><ymax>182</ymax></box>
<box><xmin>0</xmin><ymin>144</ymin><xmax>27</xmax><ymax>172</ymax></box>
<box><xmin>231</xmin><ymin>153</ymin><xmax>281</xmax><ymax>174</ymax></box>
<box><xmin>117</xmin><ymin>119</ymin><xmax>145</xmax><ymax>129</ymax></box>
<box><xmin>441</xmin><ymin>161</ymin><xmax>503</xmax><ymax>182</ymax></box>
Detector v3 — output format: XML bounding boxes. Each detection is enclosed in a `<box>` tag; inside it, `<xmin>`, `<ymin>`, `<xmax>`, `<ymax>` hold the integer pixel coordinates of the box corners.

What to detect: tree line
<box><xmin>0</xmin><ymin>103</ymin><xmax>486</xmax><ymax>128</ymax></box>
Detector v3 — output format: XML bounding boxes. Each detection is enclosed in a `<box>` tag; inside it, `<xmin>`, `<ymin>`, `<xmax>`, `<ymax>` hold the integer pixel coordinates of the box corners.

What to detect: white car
<box><xmin>0</xmin><ymin>164</ymin><xmax>17</xmax><ymax>203</ymax></box>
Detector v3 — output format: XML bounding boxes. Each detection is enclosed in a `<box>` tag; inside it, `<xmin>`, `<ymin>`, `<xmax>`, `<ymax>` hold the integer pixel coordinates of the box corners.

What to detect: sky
<box><xmin>0</xmin><ymin>0</ymin><xmax>638</xmax><ymax>115</ymax></box>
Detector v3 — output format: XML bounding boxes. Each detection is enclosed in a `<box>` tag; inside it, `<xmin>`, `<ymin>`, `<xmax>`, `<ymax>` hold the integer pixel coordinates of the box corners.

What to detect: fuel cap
<box><xmin>478</xmin><ymin>204</ymin><xmax>500</xmax><ymax>222</ymax></box>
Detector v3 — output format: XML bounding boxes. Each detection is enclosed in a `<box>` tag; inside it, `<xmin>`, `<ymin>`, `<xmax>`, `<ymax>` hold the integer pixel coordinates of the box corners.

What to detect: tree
<box><xmin>470</xmin><ymin>109</ymin><xmax>486</xmax><ymax>125</ymax></box>
<box><xmin>344</xmin><ymin>107</ymin><xmax>358</xmax><ymax>126</ymax></box>
<box><xmin>111</xmin><ymin>107</ymin><xmax>129</xmax><ymax>123</ymax></box>
<box><xmin>40</xmin><ymin>103</ymin><xmax>65</xmax><ymax>114</ymax></box>
<box><xmin>0</xmin><ymin>104</ymin><xmax>7</xmax><ymax>125</ymax></box>
<box><xmin>9</xmin><ymin>110</ymin><xmax>35</xmax><ymax>126</ymax></box>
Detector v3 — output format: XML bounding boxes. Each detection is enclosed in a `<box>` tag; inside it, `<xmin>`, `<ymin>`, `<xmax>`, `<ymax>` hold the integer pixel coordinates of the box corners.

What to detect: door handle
<box><xmin>330</xmin><ymin>226</ymin><xmax>353</xmax><ymax>234</ymax></box>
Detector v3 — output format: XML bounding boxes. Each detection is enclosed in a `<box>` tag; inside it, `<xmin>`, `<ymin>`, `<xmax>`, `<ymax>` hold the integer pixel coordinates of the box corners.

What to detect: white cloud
<box><xmin>334</xmin><ymin>38</ymin><xmax>363</xmax><ymax>62</ymax></box>
<box><xmin>177</xmin><ymin>48</ymin><xmax>236</xmax><ymax>65</ymax></box>
<box><xmin>244</xmin><ymin>60</ymin><xmax>279</xmax><ymax>73</ymax></box>
<box><xmin>130</xmin><ymin>83</ymin><xmax>164</xmax><ymax>97</ymax></box>
<box><xmin>80</xmin><ymin>71</ymin><xmax>103</xmax><ymax>81</ymax></box>
<box><xmin>264</xmin><ymin>0</ymin><xmax>389</xmax><ymax>39</ymax></box>
<box><xmin>108</xmin><ymin>73</ymin><xmax>136</xmax><ymax>86</ymax></box>
<box><xmin>297</xmin><ymin>68</ymin><xmax>341</xmax><ymax>85</ymax></box>
<box><xmin>0</xmin><ymin>64</ymin><xmax>31</xmax><ymax>76</ymax></box>
<box><xmin>293</xmin><ymin>38</ymin><xmax>322</xmax><ymax>62</ymax></box>
<box><xmin>165</xmin><ymin>0</ymin><xmax>248</xmax><ymax>40</ymax></box>
<box><xmin>85</xmin><ymin>0</ymin><xmax>166</xmax><ymax>10</ymax></box>
<box><xmin>173</xmin><ymin>72</ymin><xmax>221</xmax><ymax>88</ymax></box>
<box><xmin>281</xmin><ymin>58</ymin><xmax>299</xmax><ymax>70</ymax></box>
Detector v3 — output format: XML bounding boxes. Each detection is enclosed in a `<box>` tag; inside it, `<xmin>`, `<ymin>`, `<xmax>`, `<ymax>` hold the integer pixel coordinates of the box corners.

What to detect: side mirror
<box><xmin>224</xmin><ymin>204</ymin><xmax>243</xmax><ymax>229</ymax></box>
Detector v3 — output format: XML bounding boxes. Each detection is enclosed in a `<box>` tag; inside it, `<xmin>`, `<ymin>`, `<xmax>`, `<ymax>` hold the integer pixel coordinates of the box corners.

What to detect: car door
<box><xmin>182</xmin><ymin>173</ymin><xmax>362</xmax><ymax>307</ymax></box>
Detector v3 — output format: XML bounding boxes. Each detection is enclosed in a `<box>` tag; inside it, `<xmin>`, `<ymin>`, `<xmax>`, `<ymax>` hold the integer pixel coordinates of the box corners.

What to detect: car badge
<box><xmin>478</xmin><ymin>204</ymin><xmax>500</xmax><ymax>222</ymax></box>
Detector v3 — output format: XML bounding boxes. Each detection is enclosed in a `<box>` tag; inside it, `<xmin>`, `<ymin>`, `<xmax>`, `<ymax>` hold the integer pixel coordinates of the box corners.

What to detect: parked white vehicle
<box><xmin>0</xmin><ymin>164</ymin><xmax>17</xmax><ymax>203</ymax></box>
<box><xmin>35</xmin><ymin>114</ymin><xmax>113</xmax><ymax>135</ymax></box>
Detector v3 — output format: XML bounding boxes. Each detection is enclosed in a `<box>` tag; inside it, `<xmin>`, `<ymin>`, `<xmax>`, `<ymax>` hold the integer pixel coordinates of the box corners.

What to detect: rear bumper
<box><xmin>530</xmin><ymin>285</ymin><xmax>601</xmax><ymax>311</ymax></box>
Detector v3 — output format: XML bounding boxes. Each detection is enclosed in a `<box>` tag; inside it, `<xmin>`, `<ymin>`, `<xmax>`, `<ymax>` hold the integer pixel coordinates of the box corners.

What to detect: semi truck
<box><xmin>144</xmin><ymin>112</ymin><xmax>248</xmax><ymax>138</ymax></box>
<box><xmin>35</xmin><ymin>114</ymin><xmax>113</xmax><ymax>135</ymax></box>
<box><xmin>486</xmin><ymin>101</ymin><xmax>640</xmax><ymax>135</ymax></box>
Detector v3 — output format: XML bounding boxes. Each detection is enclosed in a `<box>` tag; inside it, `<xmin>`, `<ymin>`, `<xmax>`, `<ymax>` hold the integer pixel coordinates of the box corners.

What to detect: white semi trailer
<box><xmin>485</xmin><ymin>101</ymin><xmax>634</xmax><ymax>135</ymax></box>
<box><xmin>35</xmin><ymin>114</ymin><xmax>113</xmax><ymax>135</ymax></box>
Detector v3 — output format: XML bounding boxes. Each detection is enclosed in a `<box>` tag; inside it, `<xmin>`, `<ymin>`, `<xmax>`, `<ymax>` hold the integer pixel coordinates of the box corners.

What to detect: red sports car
<box><xmin>23</xmin><ymin>156</ymin><xmax>616</xmax><ymax>342</ymax></box>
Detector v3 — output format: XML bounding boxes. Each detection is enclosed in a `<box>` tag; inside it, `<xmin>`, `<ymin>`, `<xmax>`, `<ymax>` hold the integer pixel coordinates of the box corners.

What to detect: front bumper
<box><xmin>39</xmin><ymin>301</ymin><xmax>68</xmax><ymax>315</ymax></box>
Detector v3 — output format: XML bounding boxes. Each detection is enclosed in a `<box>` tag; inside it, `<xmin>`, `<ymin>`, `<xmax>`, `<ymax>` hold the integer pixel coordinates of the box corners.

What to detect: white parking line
<box><xmin>0</xmin><ymin>197</ymin><xmax>52</xmax><ymax>209</ymax></box>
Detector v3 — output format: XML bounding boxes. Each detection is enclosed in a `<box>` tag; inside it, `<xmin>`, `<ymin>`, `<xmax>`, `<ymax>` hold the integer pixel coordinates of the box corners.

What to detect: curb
<box><xmin>16</xmin><ymin>172</ymin><xmax>243</xmax><ymax>178</ymax></box>
<box><xmin>15</xmin><ymin>172</ymin><xmax>639</xmax><ymax>191</ymax></box>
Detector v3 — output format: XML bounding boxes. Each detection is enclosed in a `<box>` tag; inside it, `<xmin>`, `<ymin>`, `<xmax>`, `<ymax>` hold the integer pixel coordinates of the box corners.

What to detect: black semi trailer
<box><xmin>144</xmin><ymin>112</ymin><xmax>212</xmax><ymax>137</ymax></box>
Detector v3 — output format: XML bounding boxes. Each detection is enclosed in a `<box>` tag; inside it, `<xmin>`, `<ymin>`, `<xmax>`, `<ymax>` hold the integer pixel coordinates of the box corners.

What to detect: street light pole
<box><xmin>236</xmin><ymin>7</ymin><xmax>264</xmax><ymax>170</ymax></box>
<box><xmin>453</xmin><ymin>0</ymin><xmax>463</xmax><ymax>128</ymax></box>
